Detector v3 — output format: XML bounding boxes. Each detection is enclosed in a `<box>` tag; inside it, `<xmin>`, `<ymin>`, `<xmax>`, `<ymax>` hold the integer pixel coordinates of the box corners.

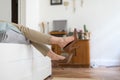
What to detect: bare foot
<box><xmin>58</xmin><ymin>36</ymin><xmax>74</xmax><ymax>48</ymax></box>
<box><xmin>47</xmin><ymin>50</ymin><xmax>65</xmax><ymax>60</ymax></box>
<box><xmin>50</xmin><ymin>36</ymin><xmax>74</xmax><ymax>48</ymax></box>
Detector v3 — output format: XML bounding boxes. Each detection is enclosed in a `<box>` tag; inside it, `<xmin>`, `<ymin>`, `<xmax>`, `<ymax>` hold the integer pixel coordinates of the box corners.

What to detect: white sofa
<box><xmin>0</xmin><ymin>43</ymin><xmax>52</xmax><ymax>80</ymax></box>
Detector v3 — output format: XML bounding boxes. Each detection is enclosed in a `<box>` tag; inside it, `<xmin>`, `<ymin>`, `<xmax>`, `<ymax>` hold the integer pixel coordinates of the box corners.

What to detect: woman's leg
<box><xmin>13</xmin><ymin>23</ymin><xmax>74</xmax><ymax>48</ymax></box>
<box><xmin>13</xmin><ymin>23</ymin><xmax>51</xmax><ymax>45</ymax></box>
<box><xmin>31</xmin><ymin>41</ymin><xmax>65</xmax><ymax>60</ymax></box>
<box><xmin>46</xmin><ymin>50</ymin><xmax>65</xmax><ymax>60</ymax></box>
<box><xmin>12</xmin><ymin>23</ymin><xmax>75</xmax><ymax>60</ymax></box>
<box><xmin>50</xmin><ymin>36</ymin><xmax>74</xmax><ymax>48</ymax></box>
<box><xmin>31</xmin><ymin>41</ymin><xmax>50</xmax><ymax>56</ymax></box>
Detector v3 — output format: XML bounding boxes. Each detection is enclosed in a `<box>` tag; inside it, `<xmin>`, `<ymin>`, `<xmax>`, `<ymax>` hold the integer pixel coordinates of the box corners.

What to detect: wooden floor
<box><xmin>51</xmin><ymin>66</ymin><xmax>120</xmax><ymax>80</ymax></box>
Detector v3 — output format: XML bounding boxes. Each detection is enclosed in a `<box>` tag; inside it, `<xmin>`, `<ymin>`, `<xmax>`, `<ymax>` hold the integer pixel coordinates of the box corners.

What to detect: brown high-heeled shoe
<box><xmin>63</xmin><ymin>28</ymin><xmax>79</xmax><ymax>53</ymax></box>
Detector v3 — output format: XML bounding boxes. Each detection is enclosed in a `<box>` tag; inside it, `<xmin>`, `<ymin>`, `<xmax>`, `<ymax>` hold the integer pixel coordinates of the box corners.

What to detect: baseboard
<box><xmin>91</xmin><ymin>59</ymin><xmax>120</xmax><ymax>68</ymax></box>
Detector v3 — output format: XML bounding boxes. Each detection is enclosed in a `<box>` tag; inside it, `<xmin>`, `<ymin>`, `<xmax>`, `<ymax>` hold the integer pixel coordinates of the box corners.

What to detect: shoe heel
<box><xmin>74</xmin><ymin>28</ymin><xmax>78</xmax><ymax>40</ymax></box>
<box><xmin>63</xmin><ymin>28</ymin><xmax>79</xmax><ymax>53</ymax></box>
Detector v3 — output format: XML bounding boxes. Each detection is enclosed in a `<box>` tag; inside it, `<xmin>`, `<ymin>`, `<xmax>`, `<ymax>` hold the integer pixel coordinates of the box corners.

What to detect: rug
<box><xmin>52</xmin><ymin>77</ymin><xmax>98</xmax><ymax>80</ymax></box>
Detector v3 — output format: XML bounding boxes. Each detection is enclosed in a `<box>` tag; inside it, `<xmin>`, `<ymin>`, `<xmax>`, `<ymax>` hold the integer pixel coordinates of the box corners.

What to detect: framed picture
<box><xmin>51</xmin><ymin>0</ymin><xmax>62</xmax><ymax>5</ymax></box>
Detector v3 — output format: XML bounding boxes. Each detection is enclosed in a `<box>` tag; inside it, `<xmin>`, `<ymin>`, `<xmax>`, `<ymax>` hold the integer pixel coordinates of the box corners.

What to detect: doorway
<box><xmin>12</xmin><ymin>0</ymin><xmax>18</xmax><ymax>23</ymax></box>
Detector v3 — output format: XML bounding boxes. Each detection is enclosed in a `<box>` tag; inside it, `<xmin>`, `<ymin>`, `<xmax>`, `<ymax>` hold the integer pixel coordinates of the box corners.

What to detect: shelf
<box><xmin>49</xmin><ymin>31</ymin><xmax>67</xmax><ymax>35</ymax></box>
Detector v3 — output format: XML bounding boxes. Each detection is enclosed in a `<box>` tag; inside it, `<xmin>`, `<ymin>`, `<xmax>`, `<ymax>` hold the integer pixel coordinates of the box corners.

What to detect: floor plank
<box><xmin>52</xmin><ymin>67</ymin><xmax>120</xmax><ymax>80</ymax></box>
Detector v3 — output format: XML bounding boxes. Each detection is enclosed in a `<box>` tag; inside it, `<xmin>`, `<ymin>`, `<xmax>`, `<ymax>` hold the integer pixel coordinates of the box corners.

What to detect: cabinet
<box><xmin>71</xmin><ymin>40</ymin><xmax>90</xmax><ymax>67</ymax></box>
<box><xmin>51</xmin><ymin>40</ymin><xmax>90</xmax><ymax>68</ymax></box>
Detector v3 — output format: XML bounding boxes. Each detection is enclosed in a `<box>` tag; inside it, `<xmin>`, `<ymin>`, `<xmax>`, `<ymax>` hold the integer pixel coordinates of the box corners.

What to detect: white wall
<box><xmin>25</xmin><ymin>0</ymin><xmax>40</xmax><ymax>30</ymax></box>
<box><xmin>18</xmin><ymin>0</ymin><xmax>26</xmax><ymax>25</ymax></box>
<box><xmin>38</xmin><ymin>0</ymin><xmax>120</xmax><ymax>67</ymax></box>
<box><xmin>0</xmin><ymin>0</ymin><xmax>11</xmax><ymax>22</ymax></box>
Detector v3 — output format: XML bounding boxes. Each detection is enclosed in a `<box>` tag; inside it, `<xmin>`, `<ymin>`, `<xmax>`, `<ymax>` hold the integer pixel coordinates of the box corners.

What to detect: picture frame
<box><xmin>51</xmin><ymin>0</ymin><xmax>62</xmax><ymax>5</ymax></box>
